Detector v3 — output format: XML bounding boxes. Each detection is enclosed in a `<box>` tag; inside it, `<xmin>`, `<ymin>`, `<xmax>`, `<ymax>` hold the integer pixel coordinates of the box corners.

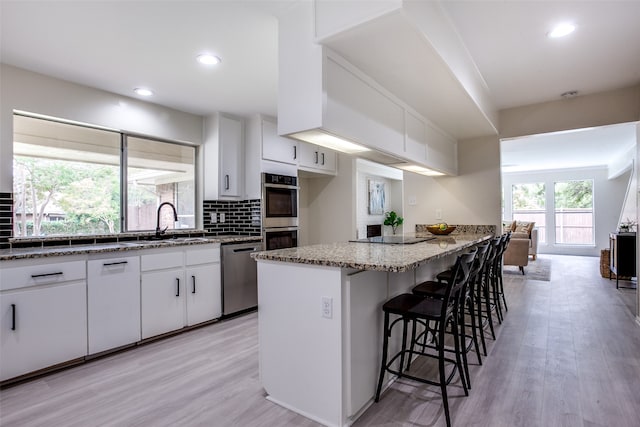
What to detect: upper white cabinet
<box><xmin>262</xmin><ymin>119</ymin><xmax>298</xmax><ymax>165</ymax></box>
<box><xmin>203</xmin><ymin>113</ymin><xmax>244</xmax><ymax>200</ymax></box>
<box><xmin>0</xmin><ymin>257</ymin><xmax>87</xmax><ymax>381</ymax></box>
<box><xmin>404</xmin><ymin>111</ymin><xmax>427</xmax><ymax>164</ymax></box>
<box><xmin>298</xmin><ymin>141</ymin><xmax>337</xmax><ymax>174</ymax></box>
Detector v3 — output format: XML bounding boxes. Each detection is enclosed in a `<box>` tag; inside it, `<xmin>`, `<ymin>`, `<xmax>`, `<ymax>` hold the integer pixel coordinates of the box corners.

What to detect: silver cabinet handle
<box><xmin>321</xmin><ymin>152</ymin><xmax>325</xmax><ymax>165</ymax></box>
<box><xmin>293</xmin><ymin>145</ymin><xmax>297</xmax><ymax>160</ymax></box>
<box><xmin>192</xmin><ymin>275</ymin><xmax>196</xmax><ymax>294</ymax></box>
<box><xmin>176</xmin><ymin>278</ymin><xmax>180</xmax><ymax>297</ymax></box>
<box><xmin>225</xmin><ymin>174</ymin><xmax>230</xmax><ymax>190</ymax></box>
<box><xmin>314</xmin><ymin>151</ymin><xmax>319</xmax><ymax>164</ymax></box>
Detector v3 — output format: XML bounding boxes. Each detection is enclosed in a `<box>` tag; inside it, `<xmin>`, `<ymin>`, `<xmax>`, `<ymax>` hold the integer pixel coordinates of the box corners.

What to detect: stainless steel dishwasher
<box><xmin>221</xmin><ymin>241</ymin><xmax>262</xmax><ymax>316</ymax></box>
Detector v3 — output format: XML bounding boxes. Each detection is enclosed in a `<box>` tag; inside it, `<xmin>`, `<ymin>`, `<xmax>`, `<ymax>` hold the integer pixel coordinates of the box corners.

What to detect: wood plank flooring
<box><xmin>1</xmin><ymin>255</ymin><xmax>639</xmax><ymax>427</ymax></box>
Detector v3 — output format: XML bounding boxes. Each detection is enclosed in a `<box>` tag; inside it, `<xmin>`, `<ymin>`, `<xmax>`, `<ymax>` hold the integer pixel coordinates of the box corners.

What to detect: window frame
<box><xmin>12</xmin><ymin>113</ymin><xmax>197</xmax><ymax>237</ymax></box>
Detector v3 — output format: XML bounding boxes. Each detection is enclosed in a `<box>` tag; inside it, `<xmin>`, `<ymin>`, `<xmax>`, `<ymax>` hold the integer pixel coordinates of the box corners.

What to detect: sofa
<box><xmin>502</xmin><ymin>221</ymin><xmax>538</xmax><ymax>274</ymax></box>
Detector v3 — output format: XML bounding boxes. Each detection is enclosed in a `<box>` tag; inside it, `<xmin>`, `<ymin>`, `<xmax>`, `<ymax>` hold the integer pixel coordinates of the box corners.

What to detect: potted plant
<box><xmin>383</xmin><ymin>211</ymin><xmax>404</xmax><ymax>235</ymax></box>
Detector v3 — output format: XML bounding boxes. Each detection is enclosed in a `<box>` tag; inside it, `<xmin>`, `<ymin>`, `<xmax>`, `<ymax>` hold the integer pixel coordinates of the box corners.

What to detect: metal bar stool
<box><xmin>374</xmin><ymin>250</ymin><xmax>476</xmax><ymax>427</ymax></box>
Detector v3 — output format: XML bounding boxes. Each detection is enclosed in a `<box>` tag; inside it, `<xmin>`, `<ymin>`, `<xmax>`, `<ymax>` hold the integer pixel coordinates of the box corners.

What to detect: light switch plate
<box><xmin>408</xmin><ymin>195</ymin><xmax>417</xmax><ymax>206</ymax></box>
<box><xmin>210</xmin><ymin>212</ymin><xmax>217</xmax><ymax>223</ymax></box>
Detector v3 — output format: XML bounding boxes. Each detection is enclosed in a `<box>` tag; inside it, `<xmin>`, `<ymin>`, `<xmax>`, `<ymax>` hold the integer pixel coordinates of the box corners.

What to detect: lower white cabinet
<box><xmin>141</xmin><ymin>266</ymin><xmax>186</xmax><ymax>339</ymax></box>
<box><xmin>141</xmin><ymin>244</ymin><xmax>221</xmax><ymax>339</ymax></box>
<box><xmin>0</xmin><ymin>258</ymin><xmax>87</xmax><ymax>382</ymax></box>
<box><xmin>185</xmin><ymin>256</ymin><xmax>221</xmax><ymax>326</ymax></box>
<box><xmin>87</xmin><ymin>255</ymin><xmax>141</xmax><ymax>354</ymax></box>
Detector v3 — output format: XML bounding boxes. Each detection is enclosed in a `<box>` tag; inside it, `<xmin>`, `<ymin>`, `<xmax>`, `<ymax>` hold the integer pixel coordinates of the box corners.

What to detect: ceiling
<box><xmin>1</xmin><ymin>1</ymin><xmax>639</xmax><ymax>172</ymax></box>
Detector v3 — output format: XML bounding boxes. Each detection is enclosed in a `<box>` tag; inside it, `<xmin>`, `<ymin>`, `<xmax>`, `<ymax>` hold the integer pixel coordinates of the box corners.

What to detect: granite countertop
<box><xmin>0</xmin><ymin>235</ymin><xmax>262</xmax><ymax>261</ymax></box>
<box><xmin>252</xmin><ymin>232</ymin><xmax>493</xmax><ymax>273</ymax></box>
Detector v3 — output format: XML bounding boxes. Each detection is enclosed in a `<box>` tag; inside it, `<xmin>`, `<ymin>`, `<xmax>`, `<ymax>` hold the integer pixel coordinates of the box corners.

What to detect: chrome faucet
<box><xmin>155</xmin><ymin>202</ymin><xmax>178</xmax><ymax>239</ymax></box>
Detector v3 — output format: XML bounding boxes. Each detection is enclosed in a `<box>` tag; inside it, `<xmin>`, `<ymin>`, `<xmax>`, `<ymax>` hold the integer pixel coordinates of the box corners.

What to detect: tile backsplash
<box><xmin>0</xmin><ymin>192</ymin><xmax>12</xmax><ymax>249</ymax></box>
<box><xmin>203</xmin><ymin>199</ymin><xmax>261</xmax><ymax>236</ymax></box>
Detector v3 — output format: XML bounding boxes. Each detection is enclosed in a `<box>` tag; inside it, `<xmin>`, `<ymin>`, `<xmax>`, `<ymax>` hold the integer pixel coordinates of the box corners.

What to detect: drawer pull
<box><xmin>293</xmin><ymin>145</ymin><xmax>297</xmax><ymax>160</ymax></box>
<box><xmin>314</xmin><ymin>151</ymin><xmax>319</xmax><ymax>164</ymax></box>
<box><xmin>31</xmin><ymin>272</ymin><xmax>63</xmax><ymax>278</ymax></box>
<box><xmin>192</xmin><ymin>275</ymin><xmax>196</xmax><ymax>294</ymax></box>
<box><xmin>103</xmin><ymin>261</ymin><xmax>128</xmax><ymax>267</ymax></box>
<box><xmin>176</xmin><ymin>278</ymin><xmax>180</xmax><ymax>297</ymax></box>
<box><xmin>11</xmin><ymin>304</ymin><xmax>16</xmax><ymax>331</ymax></box>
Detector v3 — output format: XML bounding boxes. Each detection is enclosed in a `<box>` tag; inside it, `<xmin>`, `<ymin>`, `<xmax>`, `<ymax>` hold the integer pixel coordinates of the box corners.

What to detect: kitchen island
<box><xmin>253</xmin><ymin>232</ymin><xmax>493</xmax><ymax>427</ymax></box>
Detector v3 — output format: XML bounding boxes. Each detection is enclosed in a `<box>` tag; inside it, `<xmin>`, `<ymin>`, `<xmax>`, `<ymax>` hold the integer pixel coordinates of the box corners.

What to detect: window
<box><xmin>554</xmin><ymin>180</ymin><xmax>594</xmax><ymax>245</ymax></box>
<box><xmin>12</xmin><ymin>114</ymin><xmax>195</xmax><ymax>237</ymax></box>
<box><xmin>511</xmin><ymin>182</ymin><xmax>545</xmax><ymax>243</ymax></box>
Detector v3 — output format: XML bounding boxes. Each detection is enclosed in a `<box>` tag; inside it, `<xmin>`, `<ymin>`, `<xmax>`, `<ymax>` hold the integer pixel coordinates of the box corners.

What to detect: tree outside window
<box><xmin>511</xmin><ymin>182</ymin><xmax>545</xmax><ymax>243</ymax></box>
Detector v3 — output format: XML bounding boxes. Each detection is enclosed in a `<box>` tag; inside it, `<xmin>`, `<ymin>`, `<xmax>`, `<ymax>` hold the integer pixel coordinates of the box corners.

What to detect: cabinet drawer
<box><xmin>185</xmin><ymin>245</ymin><xmax>220</xmax><ymax>266</ymax></box>
<box><xmin>141</xmin><ymin>250</ymin><xmax>184</xmax><ymax>271</ymax></box>
<box><xmin>1</xmin><ymin>259</ymin><xmax>86</xmax><ymax>292</ymax></box>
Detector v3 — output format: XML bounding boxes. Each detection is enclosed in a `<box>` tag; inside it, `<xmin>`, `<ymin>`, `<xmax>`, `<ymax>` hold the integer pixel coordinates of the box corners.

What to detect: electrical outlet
<box><xmin>408</xmin><ymin>195</ymin><xmax>417</xmax><ymax>206</ymax></box>
<box><xmin>220</xmin><ymin>213</ymin><xmax>226</xmax><ymax>223</ymax></box>
<box><xmin>210</xmin><ymin>212</ymin><xmax>217</xmax><ymax>223</ymax></box>
<box><xmin>435</xmin><ymin>209</ymin><xmax>442</xmax><ymax>220</ymax></box>
<box><xmin>321</xmin><ymin>296</ymin><xmax>333</xmax><ymax>319</ymax></box>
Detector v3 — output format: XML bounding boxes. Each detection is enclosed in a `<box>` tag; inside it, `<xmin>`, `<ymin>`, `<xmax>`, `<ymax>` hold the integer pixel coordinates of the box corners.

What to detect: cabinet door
<box><xmin>262</xmin><ymin>119</ymin><xmax>298</xmax><ymax>165</ymax></box>
<box><xmin>185</xmin><ymin>263</ymin><xmax>222</xmax><ymax>326</ymax></box>
<box><xmin>219</xmin><ymin>115</ymin><xmax>243</xmax><ymax>197</ymax></box>
<box><xmin>141</xmin><ymin>269</ymin><xmax>185</xmax><ymax>339</ymax></box>
<box><xmin>0</xmin><ymin>281</ymin><xmax>87</xmax><ymax>381</ymax></box>
<box><xmin>87</xmin><ymin>256</ymin><xmax>141</xmax><ymax>354</ymax></box>
<box><xmin>298</xmin><ymin>142</ymin><xmax>337</xmax><ymax>174</ymax></box>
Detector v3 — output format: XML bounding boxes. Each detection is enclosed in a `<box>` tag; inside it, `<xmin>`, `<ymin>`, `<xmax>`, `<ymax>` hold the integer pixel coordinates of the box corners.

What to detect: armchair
<box><xmin>502</xmin><ymin>221</ymin><xmax>538</xmax><ymax>274</ymax></box>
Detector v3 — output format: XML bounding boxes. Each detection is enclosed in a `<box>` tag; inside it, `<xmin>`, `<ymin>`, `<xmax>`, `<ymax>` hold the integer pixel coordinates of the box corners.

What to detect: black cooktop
<box><xmin>349</xmin><ymin>236</ymin><xmax>435</xmax><ymax>245</ymax></box>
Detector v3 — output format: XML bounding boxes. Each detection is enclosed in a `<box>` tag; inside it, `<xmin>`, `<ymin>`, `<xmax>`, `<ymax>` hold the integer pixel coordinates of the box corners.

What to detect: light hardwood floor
<box><xmin>1</xmin><ymin>255</ymin><xmax>639</xmax><ymax>427</ymax></box>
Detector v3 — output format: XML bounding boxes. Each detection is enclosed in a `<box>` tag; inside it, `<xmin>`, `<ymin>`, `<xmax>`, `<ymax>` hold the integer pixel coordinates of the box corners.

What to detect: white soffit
<box><xmin>501</xmin><ymin>122</ymin><xmax>638</xmax><ymax>173</ymax></box>
<box><xmin>320</xmin><ymin>8</ymin><xmax>498</xmax><ymax>141</ymax></box>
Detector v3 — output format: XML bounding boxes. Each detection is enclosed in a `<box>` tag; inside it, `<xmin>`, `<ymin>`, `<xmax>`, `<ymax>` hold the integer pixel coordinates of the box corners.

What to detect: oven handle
<box><xmin>263</xmin><ymin>227</ymin><xmax>299</xmax><ymax>233</ymax></box>
<box><xmin>263</xmin><ymin>183</ymin><xmax>299</xmax><ymax>190</ymax></box>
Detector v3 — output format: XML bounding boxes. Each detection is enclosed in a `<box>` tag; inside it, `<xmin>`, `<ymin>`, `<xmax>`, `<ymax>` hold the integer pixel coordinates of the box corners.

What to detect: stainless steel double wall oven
<box><xmin>261</xmin><ymin>173</ymin><xmax>298</xmax><ymax>250</ymax></box>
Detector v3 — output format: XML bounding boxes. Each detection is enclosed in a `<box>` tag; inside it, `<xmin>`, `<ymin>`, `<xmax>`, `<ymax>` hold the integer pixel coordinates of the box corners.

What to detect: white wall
<box><xmin>355</xmin><ymin>159</ymin><xmax>403</xmax><ymax>238</ymax></box>
<box><xmin>402</xmin><ymin>135</ymin><xmax>502</xmax><ymax>232</ymax></box>
<box><xmin>299</xmin><ymin>153</ymin><xmax>356</xmax><ymax>245</ymax></box>
<box><xmin>502</xmin><ymin>167</ymin><xmax>630</xmax><ymax>257</ymax></box>
<box><xmin>0</xmin><ymin>64</ymin><xmax>203</xmax><ymax>193</ymax></box>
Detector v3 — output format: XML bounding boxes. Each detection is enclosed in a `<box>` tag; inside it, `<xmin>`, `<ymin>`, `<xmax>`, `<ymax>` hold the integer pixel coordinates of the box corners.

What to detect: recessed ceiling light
<box><xmin>133</xmin><ymin>88</ymin><xmax>153</xmax><ymax>97</ymax></box>
<box><xmin>196</xmin><ymin>54</ymin><xmax>222</xmax><ymax>65</ymax></box>
<box><xmin>548</xmin><ymin>23</ymin><xmax>576</xmax><ymax>38</ymax></box>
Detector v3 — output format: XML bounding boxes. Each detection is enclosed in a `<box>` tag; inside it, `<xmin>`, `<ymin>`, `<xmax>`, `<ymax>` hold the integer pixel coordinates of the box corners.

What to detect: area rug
<box><xmin>503</xmin><ymin>257</ymin><xmax>551</xmax><ymax>281</ymax></box>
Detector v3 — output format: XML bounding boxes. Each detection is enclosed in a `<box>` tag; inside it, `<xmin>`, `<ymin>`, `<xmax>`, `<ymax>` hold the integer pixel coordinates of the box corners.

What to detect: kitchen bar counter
<box><xmin>253</xmin><ymin>233</ymin><xmax>490</xmax><ymax>272</ymax></box>
<box><xmin>255</xmin><ymin>232</ymin><xmax>493</xmax><ymax>427</ymax></box>
<box><xmin>0</xmin><ymin>234</ymin><xmax>261</xmax><ymax>261</ymax></box>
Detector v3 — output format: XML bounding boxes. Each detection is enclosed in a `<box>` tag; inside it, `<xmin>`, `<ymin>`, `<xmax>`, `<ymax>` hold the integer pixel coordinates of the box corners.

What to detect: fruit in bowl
<box><xmin>426</xmin><ymin>223</ymin><xmax>456</xmax><ymax>235</ymax></box>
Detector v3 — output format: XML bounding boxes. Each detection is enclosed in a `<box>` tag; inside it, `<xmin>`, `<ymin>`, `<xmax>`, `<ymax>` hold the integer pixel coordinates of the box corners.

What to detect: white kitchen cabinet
<box><xmin>185</xmin><ymin>245</ymin><xmax>221</xmax><ymax>326</ymax></box>
<box><xmin>245</xmin><ymin>114</ymin><xmax>299</xmax><ymax>199</ymax></box>
<box><xmin>262</xmin><ymin>118</ymin><xmax>298</xmax><ymax>165</ymax></box>
<box><xmin>141</xmin><ymin>249</ymin><xmax>185</xmax><ymax>339</ymax></box>
<box><xmin>404</xmin><ymin>110</ymin><xmax>427</xmax><ymax>164</ymax></box>
<box><xmin>140</xmin><ymin>244</ymin><xmax>221</xmax><ymax>339</ymax></box>
<box><xmin>0</xmin><ymin>258</ymin><xmax>87</xmax><ymax>382</ymax></box>
<box><xmin>87</xmin><ymin>254</ymin><xmax>141</xmax><ymax>355</ymax></box>
<box><xmin>298</xmin><ymin>141</ymin><xmax>337</xmax><ymax>175</ymax></box>
<box><xmin>203</xmin><ymin>113</ymin><xmax>244</xmax><ymax>200</ymax></box>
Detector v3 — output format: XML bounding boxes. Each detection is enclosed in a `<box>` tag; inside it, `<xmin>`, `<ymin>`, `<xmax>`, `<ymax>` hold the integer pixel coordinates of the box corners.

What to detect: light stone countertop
<box><xmin>252</xmin><ymin>232</ymin><xmax>493</xmax><ymax>273</ymax></box>
<box><xmin>0</xmin><ymin>235</ymin><xmax>261</xmax><ymax>261</ymax></box>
